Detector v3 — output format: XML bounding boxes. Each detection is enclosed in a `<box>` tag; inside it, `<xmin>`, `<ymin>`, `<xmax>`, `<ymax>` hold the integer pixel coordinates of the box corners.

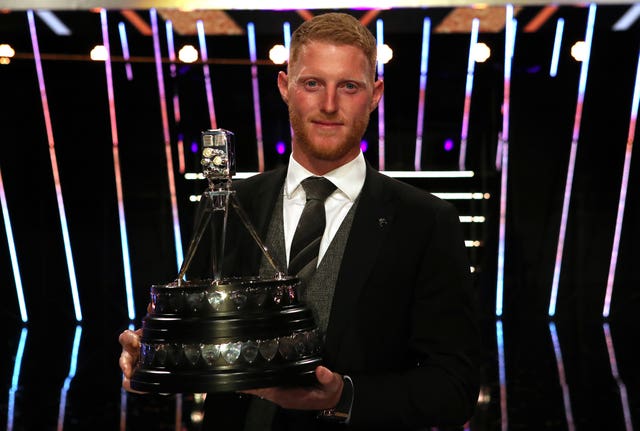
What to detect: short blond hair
<box><xmin>290</xmin><ymin>13</ymin><xmax>377</xmax><ymax>79</ymax></box>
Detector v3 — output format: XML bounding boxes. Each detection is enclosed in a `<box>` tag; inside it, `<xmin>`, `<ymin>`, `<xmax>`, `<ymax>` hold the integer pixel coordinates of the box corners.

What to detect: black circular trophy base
<box><xmin>130</xmin><ymin>357</ymin><xmax>321</xmax><ymax>393</ymax></box>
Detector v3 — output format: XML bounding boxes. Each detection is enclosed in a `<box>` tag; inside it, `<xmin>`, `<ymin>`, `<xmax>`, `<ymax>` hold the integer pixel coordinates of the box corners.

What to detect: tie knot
<box><xmin>301</xmin><ymin>177</ymin><xmax>336</xmax><ymax>202</ymax></box>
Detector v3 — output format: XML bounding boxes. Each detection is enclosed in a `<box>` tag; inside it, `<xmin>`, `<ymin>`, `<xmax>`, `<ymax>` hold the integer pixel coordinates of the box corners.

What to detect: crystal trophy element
<box><xmin>130</xmin><ymin>129</ymin><xmax>322</xmax><ymax>393</ymax></box>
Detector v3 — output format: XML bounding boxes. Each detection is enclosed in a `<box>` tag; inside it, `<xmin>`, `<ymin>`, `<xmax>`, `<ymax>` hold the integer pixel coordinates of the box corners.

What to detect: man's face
<box><xmin>278</xmin><ymin>41</ymin><xmax>383</xmax><ymax>174</ymax></box>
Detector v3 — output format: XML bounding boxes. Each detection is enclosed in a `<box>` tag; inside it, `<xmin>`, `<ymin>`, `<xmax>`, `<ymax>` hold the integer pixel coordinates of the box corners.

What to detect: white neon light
<box><xmin>460</xmin><ymin>216</ymin><xmax>486</xmax><ymax>223</ymax></box>
<box><xmin>549</xmin><ymin>4</ymin><xmax>596</xmax><ymax>317</ymax></box>
<box><xmin>612</xmin><ymin>4</ymin><xmax>640</xmax><ymax>32</ymax></box>
<box><xmin>151</xmin><ymin>8</ymin><xmax>184</xmax><ymax>271</ymax></box>
<box><xmin>603</xmin><ymin>47</ymin><xmax>640</xmax><ymax>318</ymax></box>
<box><xmin>550</xmin><ymin>18</ymin><xmax>564</xmax><ymax>77</ymax></box>
<box><xmin>197</xmin><ymin>20</ymin><xmax>217</xmax><ymax>129</ymax></box>
<box><xmin>549</xmin><ymin>322</ymin><xmax>575</xmax><ymax>430</ymax></box>
<box><xmin>101</xmin><ymin>9</ymin><xmax>136</xmax><ymax>321</ymax></box>
<box><xmin>117</xmin><ymin>22</ymin><xmax>133</xmax><ymax>81</ymax></box>
<box><xmin>460</xmin><ymin>18</ymin><xmax>479</xmax><ymax>171</ymax></box>
<box><xmin>247</xmin><ymin>23</ymin><xmax>265</xmax><ymax>172</ymax></box>
<box><xmin>7</xmin><ymin>327</ymin><xmax>28</xmax><ymax>431</ymax></box>
<box><xmin>28</xmin><ymin>10</ymin><xmax>82</xmax><ymax>322</ymax></box>
<box><xmin>0</xmin><ymin>170</ymin><xmax>27</xmax><ymax>323</ymax></box>
<box><xmin>376</xmin><ymin>19</ymin><xmax>386</xmax><ymax>171</ymax></box>
<box><xmin>415</xmin><ymin>17</ymin><xmax>431</xmax><ymax>171</ymax></box>
<box><xmin>496</xmin><ymin>7</ymin><xmax>516</xmax><ymax>317</ymax></box>
<box><xmin>58</xmin><ymin>325</ymin><xmax>82</xmax><ymax>431</ymax></box>
<box><xmin>35</xmin><ymin>10</ymin><xmax>71</xmax><ymax>35</ymax></box>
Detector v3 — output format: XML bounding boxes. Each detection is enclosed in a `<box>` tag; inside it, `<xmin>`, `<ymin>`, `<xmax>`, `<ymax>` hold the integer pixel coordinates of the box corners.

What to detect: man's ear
<box><xmin>277</xmin><ymin>71</ymin><xmax>289</xmax><ymax>104</ymax></box>
<box><xmin>370</xmin><ymin>79</ymin><xmax>384</xmax><ymax>112</ymax></box>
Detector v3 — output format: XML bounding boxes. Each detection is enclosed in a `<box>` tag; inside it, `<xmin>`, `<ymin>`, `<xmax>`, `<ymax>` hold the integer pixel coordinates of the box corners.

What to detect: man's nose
<box><xmin>321</xmin><ymin>87</ymin><xmax>338</xmax><ymax>113</ymax></box>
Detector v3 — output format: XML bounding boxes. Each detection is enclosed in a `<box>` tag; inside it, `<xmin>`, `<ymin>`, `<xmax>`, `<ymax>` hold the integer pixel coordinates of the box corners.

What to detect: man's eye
<box><xmin>343</xmin><ymin>82</ymin><xmax>358</xmax><ymax>92</ymax></box>
<box><xmin>305</xmin><ymin>80</ymin><xmax>318</xmax><ymax>88</ymax></box>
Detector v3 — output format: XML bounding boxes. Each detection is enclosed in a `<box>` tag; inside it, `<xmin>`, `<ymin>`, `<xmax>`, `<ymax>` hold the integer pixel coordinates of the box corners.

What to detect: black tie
<box><xmin>288</xmin><ymin>177</ymin><xmax>337</xmax><ymax>278</ymax></box>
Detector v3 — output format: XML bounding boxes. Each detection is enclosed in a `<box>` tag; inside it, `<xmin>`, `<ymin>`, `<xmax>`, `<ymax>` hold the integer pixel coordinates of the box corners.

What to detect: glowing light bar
<box><xmin>186</xmin><ymin>170</ymin><xmax>474</xmax><ymax>180</ymax></box>
<box><xmin>550</xmin><ymin>18</ymin><xmax>564</xmax><ymax>78</ymax></box>
<box><xmin>117</xmin><ymin>22</ymin><xmax>133</xmax><ymax>81</ymax></box>
<box><xmin>496</xmin><ymin>6</ymin><xmax>516</xmax><ymax>317</ymax></box>
<box><xmin>28</xmin><ymin>10</ymin><xmax>82</xmax><ymax>322</ymax></box>
<box><xmin>35</xmin><ymin>10</ymin><xmax>71</xmax><ymax>35</ymax></box>
<box><xmin>523</xmin><ymin>5</ymin><xmax>558</xmax><ymax>33</ymax></box>
<box><xmin>603</xmin><ymin>323</ymin><xmax>633</xmax><ymax>430</ymax></box>
<box><xmin>376</xmin><ymin>19</ymin><xmax>386</xmax><ymax>171</ymax></box>
<box><xmin>603</xmin><ymin>46</ymin><xmax>640</xmax><ymax>318</ymax></box>
<box><xmin>549</xmin><ymin>322</ymin><xmax>575</xmax><ymax>429</ymax></box>
<box><xmin>197</xmin><ymin>20</ymin><xmax>218</xmax><ymax>129</ymax></box>
<box><xmin>613</xmin><ymin>4</ymin><xmax>640</xmax><ymax>31</ymax></box>
<box><xmin>459</xmin><ymin>18</ymin><xmax>479</xmax><ymax>171</ymax></box>
<box><xmin>121</xmin><ymin>10</ymin><xmax>152</xmax><ymax>36</ymax></box>
<box><xmin>0</xmin><ymin>170</ymin><xmax>27</xmax><ymax>323</ymax></box>
<box><xmin>165</xmin><ymin>21</ymin><xmax>185</xmax><ymax>174</ymax></box>
<box><xmin>151</xmin><ymin>8</ymin><xmax>184</xmax><ymax>271</ymax></box>
<box><xmin>7</xmin><ymin>327</ymin><xmax>28</xmax><ymax>431</ymax></box>
<box><xmin>101</xmin><ymin>9</ymin><xmax>136</xmax><ymax>321</ymax></box>
<box><xmin>191</xmin><ymin>191</ymin><xmax>488</xmax><ymax>202</ymax></box>
<box><xmin>460</xmin><ymin>216</ymin><xmax>485</xmax><ymax>223</ymax></box>
<box><xmin>247</xmin><ymin>23</ymin><xmax>265</xmax><ymax>172</ymax></box>
<box><xmin>283</xmin><ymin>22</ymin><xmax>291</xmax><ymax>50</ymax></box>
<box><xmin>414</xmin><ymin>17</ymin><xmax>431</xmax><ymax>171</ymax></box>
<box><xmin>496</xmin><ymin>320</ymin><xmax>508</xmax><ymax>431</ymax></box>
<box><xmin>58</xmin><ymin>325</ymin><xmax>82</xmax><ymax>431</ymax></box>
<box><xmin>549</xmin><ymin>4</ymin><xmax>596</xmax><ymax>317</ymax></box>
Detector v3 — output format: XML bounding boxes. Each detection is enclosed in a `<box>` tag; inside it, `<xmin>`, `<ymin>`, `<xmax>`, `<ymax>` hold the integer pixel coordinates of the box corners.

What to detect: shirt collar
<box><xmin>285</xmin><ymin>152</ymin><xmax>366</xmax><ymax>202</ymax></box>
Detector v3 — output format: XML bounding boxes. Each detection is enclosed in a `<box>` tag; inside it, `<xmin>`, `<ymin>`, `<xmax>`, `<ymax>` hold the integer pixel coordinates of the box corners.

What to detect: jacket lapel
<box><xmin>324</xmin><ymin>165</ymin><xmax>396</xmax><ymax>358</ymax></box>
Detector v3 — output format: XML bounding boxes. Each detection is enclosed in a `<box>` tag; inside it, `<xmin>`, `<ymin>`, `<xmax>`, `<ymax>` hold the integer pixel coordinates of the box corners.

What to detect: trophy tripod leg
<box><xmin>177</xmin><ymin>201</ymin><xmax>213</xmax><ymax>283</ymax></box>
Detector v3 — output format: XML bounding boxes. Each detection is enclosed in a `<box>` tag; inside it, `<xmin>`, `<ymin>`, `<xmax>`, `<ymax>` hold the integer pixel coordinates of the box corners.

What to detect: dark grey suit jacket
<box><xmin>203</xmin><ymin>163</ymin><xmax>480</xmax><ymax>430</ymax></box>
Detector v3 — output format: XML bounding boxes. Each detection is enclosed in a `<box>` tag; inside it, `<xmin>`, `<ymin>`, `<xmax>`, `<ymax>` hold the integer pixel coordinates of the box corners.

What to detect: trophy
<box><xmin>130</xmin><ymin>129</ymin><xmax>322</xmax><ymax>393</ymax></box>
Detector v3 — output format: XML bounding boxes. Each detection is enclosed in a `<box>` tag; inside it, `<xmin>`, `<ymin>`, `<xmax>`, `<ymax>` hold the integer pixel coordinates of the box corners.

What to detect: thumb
<box><xmin>315</xmin><ymin>366</ymin><xmax>339</xmax><ymax>386</ymax></box>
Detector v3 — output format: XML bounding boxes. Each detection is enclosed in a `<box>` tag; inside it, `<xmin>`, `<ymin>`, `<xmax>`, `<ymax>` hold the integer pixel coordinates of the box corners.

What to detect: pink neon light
<box><xmin>376</xmin><ymin>19</ymin><xmax>386</xmax><ymax>171</ymax></box>
<box><xmin>603</xmin><ymin>323</ymin><xmax>633</xmax><ymax>430</ymax></box>
<box><xmin>549</xmin><ymin>322</ymin><xmax>575</xmax><ymax>430</ymax></box>
<box><xmin>603</xmin><ymin>48</ymin><xmax>640</xmax><ymax>317</ymax></box>
<box><xmin>150</xmin><ymin>9</ymin><xmax>183</xmax><ymax>270</ymax></box>
<box><xmin>197</xmin><ymin>20</ymin><xmax>218</xmax><ymax>129</ymax></box>
<box><xmin>415</xmin><ymin>18</ymin><xmax>431</xmax><ymax>171</ymax></box>
<box><xmin>247</xmin><ymin>23</ymin><xmax>265</xmax><ymax>172</ymax></box>
<box><xmin>460</xmin><ymin>18</ymin><xmax>479</xmax><ymax>171</ymax></box>
<box><xmin>27</xmin><ymin>10</ymin><xmax>82</xmax><ymax>322</ymax></box>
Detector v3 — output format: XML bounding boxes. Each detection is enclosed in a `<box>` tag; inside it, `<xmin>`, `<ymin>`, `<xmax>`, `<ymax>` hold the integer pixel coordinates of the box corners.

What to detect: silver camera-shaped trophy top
<box><xmin>130</xmin><ymin>129</ymin><xmax>322</xmax><ymax>394</ymax></box>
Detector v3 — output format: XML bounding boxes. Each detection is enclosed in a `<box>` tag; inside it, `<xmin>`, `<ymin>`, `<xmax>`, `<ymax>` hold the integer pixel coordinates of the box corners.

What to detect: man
<box><xmin>120</xmin><ymin>12</ymin><xmax>480</xmax><ymax>430</ymax></box>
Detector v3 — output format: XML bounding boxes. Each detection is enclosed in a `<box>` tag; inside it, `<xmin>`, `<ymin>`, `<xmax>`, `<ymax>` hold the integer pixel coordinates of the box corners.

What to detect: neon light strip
<box><xmin>175</xmin><ymin>394</ymin><xmax>183</xmax><ymax>431</ymax></box>
<box><xmin>376</xmin><ymin>19</ymin><xmax>386</xmax><ymax>171</ymax></box>
<box><xmin>414</xmin><ymin>18</ymin><xmax>431</xmax><ymax>171</ymax></box>
<box><xmin>7</xmin><ymin>327</ymin><xmax>28</xmax><ymax>431</ymax></box>
<box><xmin>549</xmin><ymin>4</ymin><xmax>597</xmax><ymax>317</ymax></box>
<box><xmin>186</xmin><ymin>170</ymin><xmax>474</xmax><ymax>179</ymax></box>
<box><xmin>603</xmin><ymin>47</ymin><xmax>640</xmax><ymax>317</ymax></box>
<box><xmin>523</xmin><ymin>5</ymin><xmax>558</xmax><ymax>33</ymax></box>
<box><xmin>496</xmin><ymin>6</ymin><xmax>515</xmax><ymax>317</ymax></box>
<box><xmin>57</xmin><ymin>325</ymin><xmax>82</xmax><ymax>431</ymax></box>
<box><xmin>120</xmin><ymin>10</ymin><xmax>152</xmax><ymax>36</ymax></box>
<box><xmin>549</xmin><ymin>322</ymin><xmax>575</xmax><ymax>430</ymax></box>
<box><xmin>283</xmin><ymin>22</ymin><xmax>291</xmax><ymax>50</ymax></box>
<box><xmin>35</xmin><ymin>10</ymin><xmax>71</xmax><ymax>35</ymax></box>
<box><xmin>190</xmin><ymin>191</ymin><xmax>488</xmax><ymax>202</ymax></box>
<box><xmin>117</xmin><ymin>22</ymin><xmax>133</xmax><ymax>81</ymax></box>
<box><xmin>603</xmin><ymin>323</ymin><xmax>633</xmax><ymax>430</ymax></box>
<box><xmin>151</xmin><ymin>8</ymin><xmax>184</xmax><ymax>271</ymax></box>
<box><xmin>496</xmin><ymin>320</ymin><xmax>508</xmax><ymax>431</ymax></box>
<box><xmin>247</xmin><ymin>23</ymin><xmax>265</xmax><ymax>172</ymax></box>
<box><xmin>101</xmin><ymin>10</ymin><xmax>136</xmax><ymax>321</ymax></box>
<box><xmin>613</xmin><ymin>4</ymin><xmax>640</xmax><ymax>32</ymax></box>
<box><xmin>0</xmin><ymin>170</ymin><xmax>27</xmax><ymax>322</ymax></box>
<box><xmin>27</xmin><ymin>10</ymin><xmax>82</xmax><ymax>322</ymax></box>
<box><xmin>459</xmin><ymin>18</ymin><xmax>479</xmax><ymax>171</ymax></box>
<box><xmin>197</xmin><ymin>20</ymin><xmax>218</xmax><ymax>129</ymax></box>
<box><xmin>550</xmin><ymin>18</ymin><xmax>564</xmax><ymax>78</ymax></box>
<box><xmin>165</xmin><ymin>20</ymin><xmax>185</xmax><ymax>174</ymax></box>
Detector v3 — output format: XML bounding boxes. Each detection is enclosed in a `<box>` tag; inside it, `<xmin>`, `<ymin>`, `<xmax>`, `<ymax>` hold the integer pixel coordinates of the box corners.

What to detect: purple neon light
<box><xmin>376</xmin><ymin>19</ymin><xmax>386</xmax><ymax>171</ymax></box>
<box><xmin>550</xmin><ymin>18</ymin><xmax>565</xmax><ymax>78</ymax></box>
<box><xmin>549</xmin><ymin>322</ymin><xmax>575</xmax><ymax>430</ymax></box>
<box><xmin>191</xmin><ymin>141</ymin><xmax>198</xmax><ymax>153</ymax></box>
<box><xmin>444</xmin><ymin>139</ymin><xmax>454</xmax><ymax>152</ymax></box>
<box><xmin>247</xmin><ymin>23</ymin><xmax>265</xmax><ymax>172</ymax></box>
<box><xmin>459</xmin><ymin>18</ymin><xmax>479</xmax><ymax>171</ymax></box>
<box><xmin>360</xmin><ymin>140</ymin><xmax>368</xmax><ymax>152</ymax></box>
<box><xmin>496</xmin><ymin>320</ymin><xmax>508</xmax><ymax>431</ymax></box>
<box><xmin>150</xmin><ymin>9</ymin><xmax>184</xmax><ymax>271</ymax></box>
<box><xmin>549</xmin><ymin>4</ymin><xmax>597</xmax><ymax>317</ymax></box>
<box><xmin>276</xmin><ymin>141</ymin><xmax>286</xmax><ymax>155</ymax></box>
<box><xmin>414</xmin><ymin>17</ymin><xmax>431</xmax><ymax>171</ymax></box>
<box><xmin>101</xmin><ymin>10</ymin><xmax>136</xmax><ymax>320</ymax></box>
<box><xmin>603</xmin><ymin>47</ymin><xmax>640</xmax><ymax>317</ymax></box>
<box><xmin>0</xmin><ymin>169</ymin><xmax>26</xmax><ymax>322</ymax></box>
<box><xmin>196</xmin><ymin>20</ymin><xmax>218</xmax><ymax>129</ymax></box>
<box><xmin>28</xmin><ymin>10</ymin><xmax>82</xmax><ymax>322</ymax></box>
<box><xmin>165</xmin><ymin>21</ymin><xmax>185</xmax><ymax>174</ymax></box>
<box><xmin>117</xmin><ymin>22</ymin><xmax>133</xmax><ymax>81</ymax></box>
<box><xmin>603</xmin><ymin>323</ymin><xmax>633</xmax><ymax>430</ymax></box>
<box><xmin>496</xmin><ymin>7</ymin><xmax>516</xmax><ymax>317</ymax></box>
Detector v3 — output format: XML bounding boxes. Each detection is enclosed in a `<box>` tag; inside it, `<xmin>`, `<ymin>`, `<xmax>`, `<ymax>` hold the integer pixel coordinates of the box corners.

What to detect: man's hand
<box><xmin>118</xmin><ymin>328</ymin><xmax>146</xmax><ymax>393</ymax></box>
<box><xmin>242</xmin><ymin>366</ymin><xmax>344</xmax><ymax>410</ymax></box>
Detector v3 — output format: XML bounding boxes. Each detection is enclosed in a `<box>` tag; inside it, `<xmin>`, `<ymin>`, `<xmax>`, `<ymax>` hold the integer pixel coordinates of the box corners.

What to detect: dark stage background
<box><xmin>0</xmin><ymin>6</ymin><xmax>639</xmax><ymax>430</ymax></box>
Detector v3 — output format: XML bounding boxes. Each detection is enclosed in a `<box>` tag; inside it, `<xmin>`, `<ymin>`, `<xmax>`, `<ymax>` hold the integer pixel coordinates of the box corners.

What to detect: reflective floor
<box><xmin>1</xmin><ymin>313</ymin><xmax>639</xmax><ymax>431</ymax></box>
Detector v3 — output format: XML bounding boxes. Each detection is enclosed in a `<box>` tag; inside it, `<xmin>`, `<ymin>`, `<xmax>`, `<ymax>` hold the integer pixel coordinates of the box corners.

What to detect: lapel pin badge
<box><xmin>378</xmin><ymin>217</ymin><xmax>388</xmax><ymax>228</ymax></box>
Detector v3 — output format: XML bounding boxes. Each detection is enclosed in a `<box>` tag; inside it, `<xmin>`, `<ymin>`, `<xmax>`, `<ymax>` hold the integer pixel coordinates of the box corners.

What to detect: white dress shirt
<box><xmin>283</xmin><ymin>152</ymin><xmax>366</xmax><ymax>267</ymax></box>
